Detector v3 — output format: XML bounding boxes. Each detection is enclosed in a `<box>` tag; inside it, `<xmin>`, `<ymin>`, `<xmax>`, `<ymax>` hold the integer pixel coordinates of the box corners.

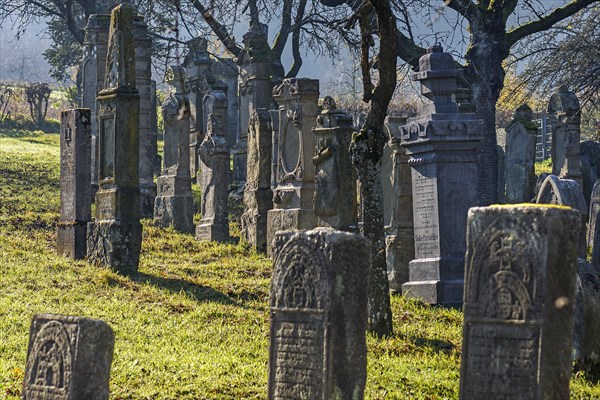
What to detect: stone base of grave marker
<box><xmin>195</xmin><ymin>219</ymin><xmax>229</xmax><ymax>242</ymax></box>
<box><xmin>86</xmin><ymin>220</ymin><xmax>142</xmax><ymax>275</ymax></box>
<box><xmin>385</xmin><ymin>229</ymin><xmax>414</xmax><ymax>292</ymax></box>
<box><xmin>57</xmin><ymin>223</ymin><xmax>88</xmax><ymax>259</ymax></box>
<box><xmin>266</xmin><ymin>209</ymin><xmax>318</xmax><ymax>255</ymax></box>
<box><xmin>241</xmin><ymin>188</ymin><xmax>272</xmax><ymax>250</ymax></box>
<box><xmin>154</xmin><ymin>174</ymin><xmax>194</xmax><ymax>233</ymax></box>
<box><xmin>23</xmin><ymin>314</ymin><xmax>114</xmax><ymax>400</ymax></box>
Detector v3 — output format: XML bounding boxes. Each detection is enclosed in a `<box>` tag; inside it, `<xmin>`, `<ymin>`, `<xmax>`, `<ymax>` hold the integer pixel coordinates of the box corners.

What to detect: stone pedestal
<box><xmin>266</xmin><ymin>78</ymin><xmax>320</xmax><ymax>255</ymax></box>
<box><xmin>505</xmin><ymin>104</ymin><xmax>537</xmax><ymax>203</ymax></box>
<box><xmin>22</xmin><ymin>314</ymin><xmax>114</xmax><ymax>400</ymax></box>
<box><xmin>385</xmin><ymin>116</ymin><xmax>415</xmax><ymax>291</ymax></box>
<box><xmin>154</xmin><ymin>65</ymin><xmax>194</xmax><ymax>233</ymax></box>
<box><xmin>196</xmin><ymin>113</ymin><xmax>230</xmax><ymax>242</ymax></box>
<box><xmin>312</xmin><ymin>96</ymin><xmax>356</xmax><ymax>231</ymax></box>
<box><xmin>400</xmin><ymin>45</ymin><xmax>482</xmax><ymax>306</ymax></box>
<box><xmin>57</xmin><ymin>109</ymin><xmax>92</xmax><ymax>259</ymax></box>
<box><xmin>269</xmin><ymin>228</ymin><xmax>370</xmax><ymax>400</ymax></box>
<box><xmin>460</xmin><ymin>205</ymin><xmax>580</xmax><ymax>400</ymax></box>
<box><xmin>87</xmin><ymin>3</ymin><xmax>142</xmax><ymax>275</ymax></box>
<box><xmin>241</xmin><ymin>109</ymin><xmax>272</xmax><ymax>251</ymax></box>
<box><xmin>550</xmin><ymin>86</ymin><xmax>581</xmax><ymax>186</ymax></box>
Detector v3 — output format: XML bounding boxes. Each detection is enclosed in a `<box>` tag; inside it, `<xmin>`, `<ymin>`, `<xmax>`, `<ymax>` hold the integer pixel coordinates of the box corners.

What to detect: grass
<box><xmin>1</xmin><ymin>129</ymin><xmax>599</xmax><ymax>399</ymax></box>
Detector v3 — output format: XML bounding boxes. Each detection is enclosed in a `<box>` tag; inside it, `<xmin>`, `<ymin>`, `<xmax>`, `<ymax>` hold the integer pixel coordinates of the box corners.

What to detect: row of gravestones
<box><xmin>25</xmin><ymin>203</ymin><xmax>581</xmax><ymax>399</ymax></box>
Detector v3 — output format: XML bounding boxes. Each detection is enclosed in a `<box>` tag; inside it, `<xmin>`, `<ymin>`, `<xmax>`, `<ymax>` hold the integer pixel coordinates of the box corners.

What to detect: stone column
<box><xmin>266</xmin><ymin>78</ymin><xmax>320</xmax><ymax>255</ymax></box>
<box><xmin>400</xmin><ymin>44</ymin><xmax>483</xmax><ymax>306</ymax></box>
<box><xmin>81</xmin><ymin>14</ymin><xmax>110</xmax><ymax>198</ymax></box>
<box><xmin>312</xmin><ymin>96</ymin><xmax>356</xmax><ymax>230</ymax></box>
<box><xmin>86</xmin><ymin>3</ymin><xmax>142</xmax><ymax>275</ymax></box>
<box><xmin>213</xmin><ymin>58</ymin><xmax>239</xmax><ymax>147</ymax></box>
<box><xmin>269</xmin><ymin>228</ymin><xmax>370</xmax><ymax>400</ymax></box>
<box><xmin>385</xmin><ymin>116</ymin><xmax>415</xmax><ymax>292</ymax></box>
<box><xmin>22</xmin><ymin>314</ymin><xmax>114</xmax><ymax>400</ymax></box>
<box><xmin>154</xmin><ymin>65</ymin><xmax>194</xmax><ymax>233</ymax></box>
<box><xmin>196</xmin><ymin>113</ymin><xmax>230</xmax><ymax>242</ymax></box>
<box><xmin>202</xmin><ymin>90</ymin><xmax>228</xmax><ymax>144</ymax></box>
<box><xmin>460</xmin><ymin>205</ymin><xmax>580</xmax><ymax>400</ymax></box>
<box><xmin>240</xmin><ymin>109</ymin><xmax>272</xmax><ymax>251</ymax></box>
<box><xmin>57</xmin><ymin>109</ymin><xmax>92</xmax><ymax>260</ymax></box>
<box><xmin>549</xmin><ymin>86</ymin><xmax>581</xmax><ymax>186</ymax></box>
<box><xmin>133</xmin><ymin>16</ymin><xmax>156</xmax><ymax>217</ymax></box>
<box><xmin>505</xmin><ymin>104</ymin><xmax>537</xmax><ymax>203</ymax></box>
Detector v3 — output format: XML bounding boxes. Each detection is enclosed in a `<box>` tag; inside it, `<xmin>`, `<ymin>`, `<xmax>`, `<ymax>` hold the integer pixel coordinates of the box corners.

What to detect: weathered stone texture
<box><xmin>504</xmin><ymin>104</ymin><xmax>537</xmax><ymax>203</ymax></box>
<box><xmin>549</xmin><ymin>86</ymin><xmax>581</xmax><ymax>186</ymax></box>
<box><xmin>269</xmin><ymin>228</ymin><xmax>370</xmax><ymax>400</ymax></box>
<box><xmin>460</xmin><ymin>205</ymin><xmax>580</xmax><ymax>400</ymax></box>
<box><xmin>22</xmin><ymin>314</ymin><xmax>114</xmax><ymax>400</ymax></box>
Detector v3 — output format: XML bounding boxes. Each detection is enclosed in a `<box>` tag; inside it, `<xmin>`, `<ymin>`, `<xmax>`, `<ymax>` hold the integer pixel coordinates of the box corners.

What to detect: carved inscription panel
<box><xmin>100</xmin><ymin>116</ymin><xmax>115</xmax><ymax>181</ymax></box>
<box><xmin>411</xmin><ymin>164</ymin><xmax>440</xmax><ymax>258</ymax></box>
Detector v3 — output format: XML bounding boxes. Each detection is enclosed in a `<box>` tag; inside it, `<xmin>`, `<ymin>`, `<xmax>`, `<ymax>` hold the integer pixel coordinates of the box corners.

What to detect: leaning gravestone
<box><xmin>57</xmin><ymin>109</ymin><xmax>92</xmax><ymax>260</ymax></box>
<box><xmin>269</xmin><ymin>228</ymin><xmax>370</xmax><ymax>399</ymax></box>
<box><xmin>460</xmin><ymin>205</ymin><xmax>579</xmax><ymax>400</ymax></box>
<box><xmin>22</xmin><ymin>314</ymin><xmax>114</xmax><ymax>400</ymax></box>
<box><xmin>241</xmin><ymin>108</ymin><xmax>272</xmax><ymax>251</ymax></box>
<box><xmin>549</xmin><ymin>86</ymin><xmax>582</xmax><ymax>186</ymax></box>
<box><xmin>86</xmin><ymin>3</ymin><xmax>142</xmax><ymax>274</ymax></box>
<box><xmin>154</xmin><ymin>65</ymin><xmax>194</xmax><ymax>233</ymax></box>
<box><xmin>504</xmin><ymin>104</ymin><xmax>537</xmax><ymax>203</ymax></box>
<box><xmin>196</xmin><ymin>113</ymin><xmax>230</xmax><ymax>242</ymax></box>
<box><xmin>312</xmin><ymin>96</ymin><xmax>357</xmax><ymax>231</ymax></box>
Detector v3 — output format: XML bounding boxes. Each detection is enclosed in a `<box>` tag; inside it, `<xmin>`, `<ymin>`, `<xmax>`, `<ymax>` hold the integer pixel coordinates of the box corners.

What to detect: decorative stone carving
<box><xmin>460</xmin><ymin>205</ymin><xmax>580</xmax><ymax>400</ymax></box>
<box><xmin>269</xmin><ymin>228</ymin><xmax>370</xmax><ymax>400</ymax></box>
<box><xmin>549</xmin><ymin>86</ymin><xmax>581</xmax><ymax>186</ymax></box>
<box><xmin>504</xmin><ymin>104</ymin><xmax>537</xmax><ymax>203</ymax></box>
<box><xmin>22</xmin><ymin>314</ymin><xmax>114</xmax><ymax>400</ymax></box>
<box><xmin>57</xmin><ymin>109</ymin><xmax>92</xmax><ymax>260</ymax></box>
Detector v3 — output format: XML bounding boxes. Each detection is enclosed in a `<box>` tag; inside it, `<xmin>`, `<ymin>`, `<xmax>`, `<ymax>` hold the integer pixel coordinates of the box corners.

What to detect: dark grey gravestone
<box><xmin>22</xmin><ymin>314</ymin><xmax>114</xmax><ymax>400</ymax></box>
<box><xmin>270</xmin><ymin>109</ymin><xmax>280</xmax><ymax>189</ymax></box>
<box><xmin>589</xmin><ymin>180</ymin><xmax>600</xmax><ymax>269</ymax></box>
<box><xmin>385</xmin><ymin>116</ymin><xmax>415</xmax><ymax>291</ymax></box>
<box><xmin>212</xmin><ymin>57</ymin><xmax>239</xmax><ymax>146</ymax></box>
<box><xmin>400</xmin><ymin>45</ymin><xmax>483</xmax><ymax>306</ymax></box>
<box><xmin>86</xmin><ymin>3</ymin><xmax>142</xmax><ymax>275</ymax></box>
<box><xmin>312</xmin><ymin>96</ymin><xmax>357</xmax><ymax>231</ymax></box>
<box><xmin>549</xmin><ymin>86</ymin><xmax>581</xmax><ymax>186</ymax></box>
<box><xmin>460</xmin><ymin>205</ymin><xmax>579</xmax><ymax>400</ymax></box>
<box><xmin>504</xmin><ymin>104</ymin><xmax>537</xmax><ymax>203</ymax></box>
<box><xmin>269</xmin><ymin>228</ymin><xmax>370</xmax><ymax>400</ymax></box>
<box><xmin>57</xmin><ymin>109</ymin><xmax>92</xmax><ymax>260</ymax></box>
<box><xmin>154</xmin><ymin>65</ymin><xmax>194</xmax><ymax>233</ymax></box>
<box><xmin>581</xmin><ymin>141</ymin><xmax>600</xmax><ymax>207</ymax></box>
<box><xmin>241</xmin><ymin>108</ymin><xmax>273</xmax><ymax>251</ymax></box>
<box><xmin>497</xmin><ymin>144</ymin><xmax>506</xmax><ymax>203</ymax></box>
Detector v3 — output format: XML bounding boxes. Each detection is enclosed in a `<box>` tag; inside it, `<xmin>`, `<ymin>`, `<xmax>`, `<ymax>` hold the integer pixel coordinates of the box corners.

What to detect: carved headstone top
<box><xmin>187</xmin><ymin>37</ymin><xmax>211</xmax><ymax>66</ymax></box>
<box><xmin>316</xmin><ymin>95</ymin><xmax>353</xmax><ymax>129</ymax></box>
<box><xmin>548</xmin><ymin>86</ymin><xmax>580</xmax><ymax>116</ymax></box>
<box><xmin>102</xmin><ymin>3</ymin><xmax>136</xmax><ymax>91</ymax></box>
<box><xmin>240</xmin><ymin>23</ymin><xmax>271</xmax><ymax>63</ymax></box>
<box><xmin>514</xmin><ymin>103</ymin><xmax>533</xmax><ymax>123</ymax></box>
<box><xmin>273</xmin><ymin>78</ymin><xmax>320</xmax><ymax>100</ymax></box>
<box><xmin>166</xmin><ymin>65</ymin><xmax>186</xmax><ymax>93</ymax></box>
<box><xmin>322</xmin><ymin>95</ymin><xmax>337</xmax><ymax>111</ymax></box>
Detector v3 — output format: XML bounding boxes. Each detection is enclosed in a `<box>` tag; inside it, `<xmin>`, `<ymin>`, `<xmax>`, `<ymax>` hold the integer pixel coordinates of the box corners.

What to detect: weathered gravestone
<box><xmin>549</xmin><ymin>86</ymin><xmax>582</xmax><ymax>186</ymax></box>
<box><xmin>202</xmin><ymin>90</ymin><xmax>228</xmax><ymax>146</ymax></box>
<box><xmin>385</xmin><ymin>116</ymin><xmax>415</xmax><ymax>292</ymax></box>
<box><xmin>154</xmin><ymin>65</ymin><xmax>194</xmax><ymax>233</ymax></box>
<box><xmin>150</xmin><ymin>80</ymin><xmax>161</xmax><ymax>176</ymax></box>
<box><xmin>196</xmin><ymin>113</ymin><xmax>230</xmax><ymax>242</ymax></box>
<box><xmin>270</xmin><ymin>109</ymin><xmax>280</xmax><ymax>189</ymax></box>
<box><xmin>22</xmin><ymin>314</ymin><xmax>114</xmax><ymax>400</ymax></box>
<box><xmin>312</xmin><ymin>96</ymin><xmax>357</xmax><ymax>231</ymax></box>
<box><xmin>266</xmin><ymin>78</ymin><xmax>320</xmax><ymax>255</ymax></box>
<box><xmin>589</xmin><ymin>180</ymin><xmax>600</xmax><ymax>268</ymax></box>
<box><xmin>240</xmin><ymin>109</ymin><xmax>272</xmax><ymax>251</ymax></box>
<box><xmin>496</xmin><ymin>128</ymin><xmax>506</xmax><ymax>203</ymax></box>
<box><xmin>212</xmin><ymin>58</ymin><xmax>239</xmax><ymax>146</ymax></box>
<box><xmin>504</xmin><ymin>104</ymin><xmax>537</xmax><ymax>203</ymax></box>
<box><xmin>460</xmin><ymin>205</ymin><xmax>579</xmax><ymax>400</ymax></box>
<box><xmin>400</xmin><ymin>44</ymin><xmax>483</xmax><ymax>306</ymax></box>
<box><xmin>269</xmin><ymin>228</ymin><xmax>370</xmax><ymax>400</ymax></box>
<box><xmin>581</xmin><ymin>141</ymin><xmax>600</xmax><ymax>205</ymax></box>
<box><xmin>86</xmin><ymin>3</ymin><xmax>142</xmax><ymax>274</ymax></box>
<box><xmin>57</xmin><ymin>109</ymin><xmax>92</xmax><ymax>260</ymax></box>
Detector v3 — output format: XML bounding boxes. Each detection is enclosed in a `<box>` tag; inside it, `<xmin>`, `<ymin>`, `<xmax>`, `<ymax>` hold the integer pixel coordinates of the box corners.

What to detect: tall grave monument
<box><xmin>269</xmin><ymin>228</ymin><xmax>370</xmax><ymax>399</ymax></box>
<box><xmin>504</xmin><ymin>104</ymin><xmax>537</xmax><ymax>203</ymax></box>
<box><xmin>266</xmin><ymin>78</ymin><xmax>320</xmax><ymax>254</ymax></box>
<box><xmin>550</xmin><ymin>86</ymin><xmax>582</xmax><ymax>186</ymax></box>
<box><xmin>86</xmin><ymin>3</ymin><xmax>142</xmax><ymax>274</ymax></box>
<box><xmin>57</xmin><ymin>109</ymin><xmax>92</xmax><ymax>260</ymax></box>
<box><xmin>400</xmin><ymin>44</ymin><xmax>482</xmax><ymax>306</ymax></box>
<box><xmin>154</xmin><ymin>65</ymin><xmax>194</xmax><ymax>233</ymax></box>
<box><xmin>460</xmin><ymin>205</ymin><xmax>579</xmax><ymax>400</ymax></box>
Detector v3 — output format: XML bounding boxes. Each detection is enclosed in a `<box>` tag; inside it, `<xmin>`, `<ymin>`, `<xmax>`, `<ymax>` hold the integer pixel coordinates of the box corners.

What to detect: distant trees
<box><xmin>24</xmin><ymin>82</ymin><xmax>52</xmax><ymax>128</ymax></box>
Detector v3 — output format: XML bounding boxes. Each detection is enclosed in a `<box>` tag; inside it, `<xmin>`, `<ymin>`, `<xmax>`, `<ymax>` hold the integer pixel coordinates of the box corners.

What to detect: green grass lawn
<box><xmin>0</xmin><ymin>130</ymin><xmax>599</xmax><ymax>399</ymax></box>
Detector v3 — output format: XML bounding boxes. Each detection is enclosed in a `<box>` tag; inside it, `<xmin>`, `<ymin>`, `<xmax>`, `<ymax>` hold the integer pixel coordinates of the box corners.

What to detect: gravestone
<box><xmin>269</xmin><ymin>228</ymin><xmax>370</xmax><ymax>400</ymax></box>
<box><xmin>81</xmin><ymin>14</ymin><xmax>110</xmax><ymax>198</ymax></box>
<box><xmin>133</xmin><ymin>16</ymin><xmax>156</xmax><ymax>217</ymax></box>
<box><xmin>196</xmin><ymin>113</ymin><xmax>230</xmax><ymax>242</ymax></box>
<box><xmin>549</xmin><ymin>86</ymin><xmax>581</xmax><ymax>186</ymax></box>
<box><xmin>312</xmin><ymin>96</ymin><xmax>356</xmax><ymax>230</ymax></box>
<box><xmin>589</xmin><ymin>180</ymin><xmax>600</xmax><ymax>268</ymax></box>
<box><xmin>22</xmin><ymin>314</ymin><xmax>114</xmax><ymax>400</ymax></box>
<box><xmin>212</xmin><ymin>57</ymin><xmax>239</xmax><ymax>146</ymax></box>
<box><xmin>385</xmin><ymin>116</ymin><xmax>415</xmax><ymax>292</ymax></box>
<box><xmin>504</xmin><ymin>104</ymin><xmax>537</xmax><ymax>203</ymax></box>
<box><xmin>86</xmin><ymin>3</ymin><xmax>142</xmax><ymax>274</ymax></box>
<box><xmin>150</xmin><ymin>80</ymin><xmax>161</xmax><ymax>177</ymax></box>
<box><xmin>240</xmin><ymin>109</ymin><xmax>272</xmax><ymax>251</ymax></box>
<box><xmin>154</xmin><ymin>65</ymin><xmax>194</xmax><ymax>233</ymax></box>
<box><xmin>460</xmin><ymin>205</ymin><xmax>579</xmax><ymax>400</ymax></box>
<box><xmin>266</xmin><ymin>78</ymin><xmax>320</xmax><ymax>255</ymax></box>
<box><xmin>400</xmin><ymin>44</ymin><xmax>483</xmax><ymax>306</ymax></box>
<box><xmin>57</xmin><ymin>109</ymin><xmax>92</xmax><ymax>260</ymax></box>
<box><xmin>202</xmin><ymin>90</ymin><xmax>228</xmax><ymax>144</ymax></box>
<box><xmin>581</xmin><ymin>141</ymin><xmax>600</xmax><ymax>206</ymax></box>
<box><xmin>270</xmin><ymin>109</ymin><xmax>280</xmax><ymax>189</ymax></box>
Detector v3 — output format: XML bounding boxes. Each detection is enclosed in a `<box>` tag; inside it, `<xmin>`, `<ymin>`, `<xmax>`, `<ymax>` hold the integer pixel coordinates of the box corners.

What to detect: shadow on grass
<box><xmin>410</xmin><ymin>336</ymin><xmax>456</xmax><ymax>354</ymax></box>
